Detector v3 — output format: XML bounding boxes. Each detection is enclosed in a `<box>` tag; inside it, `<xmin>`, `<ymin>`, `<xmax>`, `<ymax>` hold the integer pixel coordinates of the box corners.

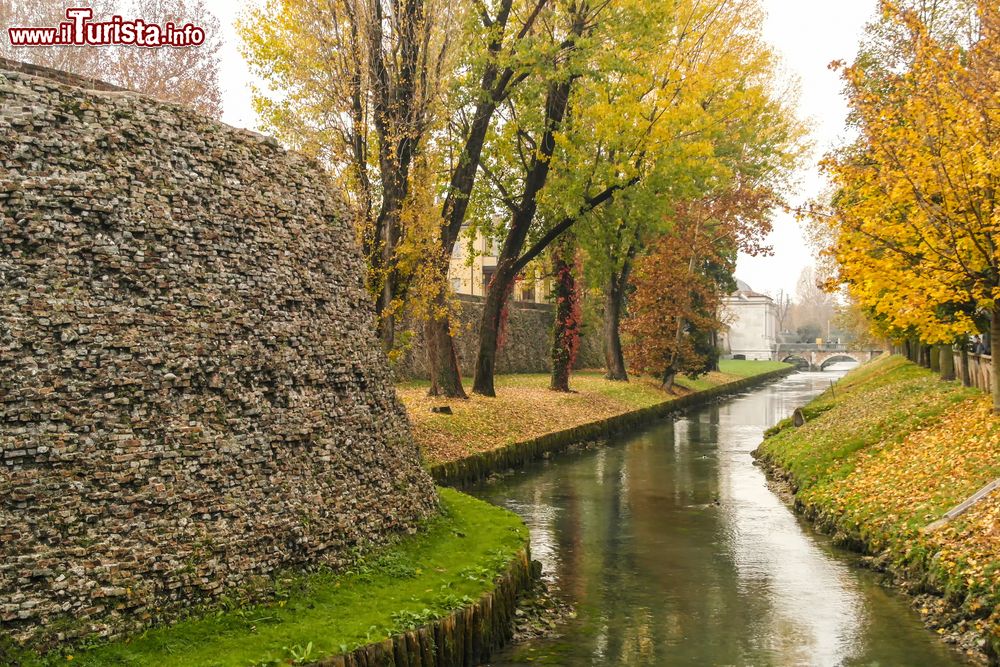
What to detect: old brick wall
<box><xmin>0</xmin><ymin>64</ymin><xmax>436</xmax><ymax>645</ymax></box>
<box><xmin>393</xmin><ymin>295</ymin><xmax>604</xmax><ymax>381</ymax></box>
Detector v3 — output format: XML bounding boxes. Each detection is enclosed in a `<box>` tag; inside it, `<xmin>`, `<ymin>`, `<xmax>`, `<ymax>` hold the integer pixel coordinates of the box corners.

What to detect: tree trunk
<box><xmin>425</xmin><ymin>289</ymin><xmax>466</xmax><ymax>398</ymax></box>
<box><xmin>661</xmin><ymin>369</ymin><xmax>676</xmax><ymax>393</ymax></box>
<box><xmin>376</xmin><ymin>193</ymin><xmax>404</xmax><ymax>353</ymax></box>
<box><xmin>550</xmin><ymin>241</ymin><xmax>578</xmax><ymax>392</ymax></box>
<box><xmin>603</xmin><ymin>275</ymin><xmax>628</xmax><ymax>381</ymax></box>
<box><xmin>919</xmin><ymin>343</ymin><xmax>932</xmax><ymax>368</ymax></box>
<box><xmin>708</xmin><ymin>330</ymin><xmax>721</xmax><ymax>372</ymax></box>
<box><xmin>930</xmin><ymin>345</ymin><xmax>941</xmax><ymax>372</ymax></box>
<box><xmin>472</xmin><ymin>10</ymin><xmax>588</xmax><ymax>397</ymax></box>
<box><xmin>960</xmin><ymin>339</ymin><xmax>972</xmax><ymax>387</ymax></box>
<box><xmin>939</xmin><ymin>344</ymin><xmax>955</xmax><ymax>381</ymax></box>
<box><xmin>421</xmin><ymin>2</ymin><xmax>517</xmax><ymax>398</ymax></box>
<box><xmin>472</xmin><ymin>266</ymin><xmax>513</xmax><ymax>397</ymax></box>
<box><xmin>991</xmin><ymin>304</ymin><xmax>1000</xmax><ymax>414</ymax></box>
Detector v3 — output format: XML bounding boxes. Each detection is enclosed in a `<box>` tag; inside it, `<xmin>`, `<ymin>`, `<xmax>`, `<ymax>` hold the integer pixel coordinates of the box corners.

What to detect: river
<box><xmin>472</xmin><ymin>370</ymin><xmax>968</xmax><ymax>666</ymax></box>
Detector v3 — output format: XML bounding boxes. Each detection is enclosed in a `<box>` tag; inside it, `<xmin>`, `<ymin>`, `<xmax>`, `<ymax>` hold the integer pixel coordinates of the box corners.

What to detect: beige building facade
<box><xmin>448</xmin><ymin>226</ymin><xmax>551</xmax><ymax>303</ymax></box>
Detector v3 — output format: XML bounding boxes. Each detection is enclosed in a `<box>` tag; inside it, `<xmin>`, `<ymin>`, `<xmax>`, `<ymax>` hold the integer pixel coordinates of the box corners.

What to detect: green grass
<box><xmin>548</xmin><ymin>371</ymin><xmax>667</xmax><ymax>408</ymax></box>
<box><xmin>717</xmin><ymin>359</ymin><xmax>790</xmax><ymax>377</ymax></box>
<box><xmin>757</xmin><ymin>355</ymin><xmax>977</xmax><ymax>492</ymax></box>
<box><xmin>22</xmin><ymin>489</ymin><xmax>526</xmax><ymax>667</ymax></box>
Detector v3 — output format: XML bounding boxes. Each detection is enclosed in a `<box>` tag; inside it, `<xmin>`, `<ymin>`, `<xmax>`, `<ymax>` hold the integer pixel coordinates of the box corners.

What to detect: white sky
<box><xmin>735</xmin><ymin>0</ymin><xmax>879</xmax><ymax>299</ymax></box>
<box><xmin>208</xmin><ymin>1</ymin><xmax>879</xmax><ymax>300</ymax></box>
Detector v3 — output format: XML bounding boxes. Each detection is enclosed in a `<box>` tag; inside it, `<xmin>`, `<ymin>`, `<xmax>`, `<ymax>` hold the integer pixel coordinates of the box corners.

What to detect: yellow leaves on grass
<box><xmin>825</xmin><ymin>396</ymin><xmax>1000</xmax><ymax>535</ymax></box>
<box><xmin>930</xmin><ymin>490</ymin><xmax>1000</xmax><ymax>603</ymax></box>
<box><xmin>398</xmin><ymin>371</ymin><xmax>740</xmax><ymax>466</ymax></box>
<box><xmin>816</xmin><ymin>391</ymin><xmax>1000</xmax><ymax>633</ymax></box>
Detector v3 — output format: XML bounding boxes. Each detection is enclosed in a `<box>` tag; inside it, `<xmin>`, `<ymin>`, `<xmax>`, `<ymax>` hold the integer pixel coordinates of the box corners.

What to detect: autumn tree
<box><xmin>241</xmin><ymin>0</ymin><xmax>456</xmax><ymax>351</ymax></box>
<box><xmin>622</xmin><ymin>212</ymin><xmax>734</xmax><ymax>391</ymax></box>
<box><xmin>818</xmin><ymin>0</ymin><xmax>1000</xmax><ymax>410</ymax></box>
<box><xmin>470</xmin><ymin>0</ymin><xmax>801</xmax><ymax>394</ymax></box>
<box><xmin>243</xmin><ymin>0</ymin><xmax>556</xmax><ymax>397</ymax></box>
<box><xmin>0</xmin><ymin>0</ymin><xmax>223</xmax><ymax>116</ymax></box>
<box><xmin>420</xmin><ymin>0</ymin><xmax>553</xmax><ymax>397</ymax></box>
<box><xmin>624</xmin><ymin>160</ymin><xmax>786</xmax><ymax>386</ymax></box>
<box><xmin>463</xmin><ymin>0</ymin><xmax>618</xmax><ymax>397</ymax></box>
<box><xmin>834</xmin><ymin>298</ymin><xmax>886</xmax><ymax>349</ymax></box>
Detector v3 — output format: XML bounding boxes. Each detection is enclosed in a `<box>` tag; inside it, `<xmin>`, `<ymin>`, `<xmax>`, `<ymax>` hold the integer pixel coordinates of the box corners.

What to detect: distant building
<box><xmin>720</xmin><ymin>279</ymin><xmax>777</xmax><ymax>360</ymax></box>
<box><xmin>448</xmin><ymin>226</ymin><xmax>550</xmax><ymax>303</ymax></box>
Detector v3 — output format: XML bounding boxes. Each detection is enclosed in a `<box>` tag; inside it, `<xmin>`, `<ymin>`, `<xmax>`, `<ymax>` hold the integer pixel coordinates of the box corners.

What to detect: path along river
<box><xmin>472</xmin><ymin>369</ymin><xmax>969</xmax><ymax>666</ymax></box>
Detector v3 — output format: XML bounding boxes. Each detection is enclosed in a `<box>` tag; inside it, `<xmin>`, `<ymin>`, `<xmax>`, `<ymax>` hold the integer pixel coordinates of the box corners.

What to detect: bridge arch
<box><xmin>819</xmin><ymin>354</ymin><xmax>860</xmax><ymax>370</ymax></box>
<box><xmin>781</xmin><ymin>354</ymin><xmax>811</xmax><ymax>369</ymax></box>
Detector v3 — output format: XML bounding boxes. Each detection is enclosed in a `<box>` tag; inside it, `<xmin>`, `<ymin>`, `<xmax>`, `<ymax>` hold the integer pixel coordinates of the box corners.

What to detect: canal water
<box><xmin>472</xmin><ymin>370</ymin><xmax>968</xmax><ymax>666</ymax></box>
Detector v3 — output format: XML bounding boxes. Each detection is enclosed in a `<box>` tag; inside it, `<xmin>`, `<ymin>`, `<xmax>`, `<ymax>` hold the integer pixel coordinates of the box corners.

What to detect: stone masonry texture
<box><xmin>0</xmin><ymin>60</ymin><xmax>437</xmax><ymax>647</ymax></box>
<box><xmin>393</xmin><ymin>295</ymin><xmax>604</xmax><ymax>381</ymax></box>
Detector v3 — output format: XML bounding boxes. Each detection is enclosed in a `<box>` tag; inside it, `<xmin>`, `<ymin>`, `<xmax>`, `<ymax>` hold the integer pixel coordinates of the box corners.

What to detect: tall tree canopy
<box><xmin>241</xmin><ymin>0</ymin><xmax>457</xmax><ymax>350</ymax></box>
<box><xmin>817</xmin><ymin>0</ymin><xmax>999</xmax><ymax>409</ymax></box>
<box><xmin>241</xmin><ymin>0</ymin><xmax>802</xmax><ymax>397</ymax></box>
<box><xmin>467</xmin><ymin>0</ymin><xmax>802</xmax><ymax>395</ymax></box>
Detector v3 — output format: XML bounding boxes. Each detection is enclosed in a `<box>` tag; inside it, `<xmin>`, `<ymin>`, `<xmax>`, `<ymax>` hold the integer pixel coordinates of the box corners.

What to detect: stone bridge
<box><xmin>775</xmin><ymin>346</ymin><xmax>882</xmax><ymax>371</ymax></box>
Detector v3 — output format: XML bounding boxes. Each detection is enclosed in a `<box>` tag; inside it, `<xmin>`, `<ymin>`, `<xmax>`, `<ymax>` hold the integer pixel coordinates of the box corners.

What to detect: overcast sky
<box><xmin>736</xmin><ymin>0</ymin><xmax>879</xmax><ymax>298</ymax></box>
<box><xmin>208</xmin><ymin>0</ymin><xmax>879</xmax><ymax>300</ymax></box>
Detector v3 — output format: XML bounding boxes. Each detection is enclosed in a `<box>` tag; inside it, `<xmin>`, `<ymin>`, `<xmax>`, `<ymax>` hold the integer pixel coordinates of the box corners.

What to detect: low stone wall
<box><xmin>316</xmin><ymin>547</ymin><xmax>536</xmax><ymax>667</ymax></box>
<box><xmin>393</xmin><ymin>295</ymin><xmax>604</xmax><ymax>380</ymax></box>
<box><xmin>431</xmin><ymin>367</ymin><xmax>797</xmax><ymax>487</ymax></box>
<box><xmin>0</xmin><ymin>56</ymin><xmax>127</xmax><ymax>92</ymax></box>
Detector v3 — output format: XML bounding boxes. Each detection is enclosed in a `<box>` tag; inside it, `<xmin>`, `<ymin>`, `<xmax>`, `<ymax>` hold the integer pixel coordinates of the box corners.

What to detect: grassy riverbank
<box><xmin>755</xmin><ymin>355</ymin><xmax>1000</xmax><ymax>662</ymax></box>
<box><xmin>6</xmin><ymin>489</ymin><xmax>526</xmax><ymax>667</ymax></box>
<box><xmin>399</xmin><ymin>360</ymin><xmax>790</xmax><ymax>466</ymax></box>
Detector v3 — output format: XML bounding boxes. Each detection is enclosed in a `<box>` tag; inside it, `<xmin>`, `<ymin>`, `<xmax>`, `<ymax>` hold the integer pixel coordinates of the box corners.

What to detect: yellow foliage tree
<box><xmin>818</xmin><ymin>1</ymin><xmax>1000</xmax><ymax>410</ymax></box>
<box><xmin>239</xmin><ymin>0</ymin><xmax>457</xmax><ymax>351</ymax></box>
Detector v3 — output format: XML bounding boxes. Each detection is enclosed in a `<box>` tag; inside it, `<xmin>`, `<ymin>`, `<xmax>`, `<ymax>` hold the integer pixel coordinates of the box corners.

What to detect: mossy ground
<box><xmin>399</xmin><ymin>360</ymin><xmax>790</xmax><ymax>465</ymax></box>
<box><xmin>7</xmin><ymin>489</ymin><xmax>526</xmax><ymax>667</ymax></box>
<box><xmin>756</xmin><ymin>355</ymin><xmax>1000</xmax><ymax>658</ymax></box>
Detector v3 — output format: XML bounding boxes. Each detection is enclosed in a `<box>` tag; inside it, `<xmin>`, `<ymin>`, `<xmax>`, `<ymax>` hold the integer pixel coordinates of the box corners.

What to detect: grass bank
<box><xmin>755</xmin><ymin>355</ymin><xmax>1000</xmax><ymax>662</ymax></box>
<box><xmin>6</xmin><ymin>489</ymin><xmax>528</xmax><ymax>667</ymax></box>
<box><xmin>399</xmin><ymin>360</ymin><xmax>790</xmax><ymax>466</ymax></box>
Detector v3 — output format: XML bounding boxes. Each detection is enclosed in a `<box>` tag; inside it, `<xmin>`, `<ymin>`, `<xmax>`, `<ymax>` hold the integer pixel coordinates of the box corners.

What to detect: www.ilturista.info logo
<box><xmin>7</xmin><ymin>7</ymin><xmax>205</xmax><ymax>48</ymax></box>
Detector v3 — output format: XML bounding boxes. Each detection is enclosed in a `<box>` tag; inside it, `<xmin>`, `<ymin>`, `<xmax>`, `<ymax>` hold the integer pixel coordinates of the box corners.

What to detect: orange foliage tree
<box><xmin>623</xmin><ymin>183</ymin><xmax>777</xmax><ymax>389</ymax></box>
<box><xmin>623</xmin><ymin>223</ymin><xmax>723</xmax><ymax>390</ymax></box>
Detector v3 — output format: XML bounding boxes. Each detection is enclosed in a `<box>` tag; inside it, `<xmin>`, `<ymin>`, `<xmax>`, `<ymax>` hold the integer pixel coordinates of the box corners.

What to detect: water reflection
<box><xmin>475</xmin><ymin>371</ymin><xmax>968</xmax><ymax>666</ymax></box>
<box><xmin>716</xmin><ymin>376</ymin><xmax>862</xmax><ymax>666</ymax></box>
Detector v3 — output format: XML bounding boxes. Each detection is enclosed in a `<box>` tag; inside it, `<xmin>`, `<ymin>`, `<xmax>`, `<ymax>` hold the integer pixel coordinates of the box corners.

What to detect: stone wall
<box><xmin>0</xmin><ymin>62</ymin><xmax>437</xmax><ymax>646</ymax></box>
<box><xmin>393</xmin><ymin>295</ymin><xmax>604</xmax><ymax>381</ymax></box>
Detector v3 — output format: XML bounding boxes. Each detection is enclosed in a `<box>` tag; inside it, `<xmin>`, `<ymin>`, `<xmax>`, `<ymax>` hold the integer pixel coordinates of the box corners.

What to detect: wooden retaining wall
<box><xmin>431</xmin><ymin>366</ymin><xmax>797</xmax><ymax>488</ymax></box>
<box><xmin>315</xmin><ymin>547</ymin><xmax>535</xmax><ymax>667</ymax></box>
